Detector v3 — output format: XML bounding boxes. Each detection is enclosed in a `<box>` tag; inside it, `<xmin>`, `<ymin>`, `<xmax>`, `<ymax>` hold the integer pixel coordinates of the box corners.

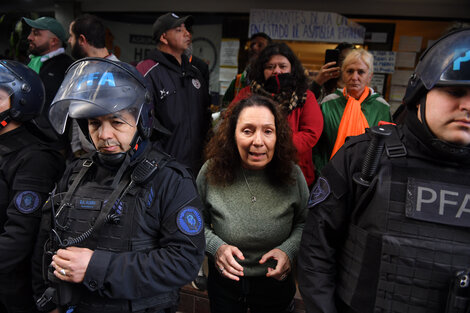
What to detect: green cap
<box><xmin>23</xmin><ymin>17</ymin><xmax>68</xmax><ymax>43</ymax></box>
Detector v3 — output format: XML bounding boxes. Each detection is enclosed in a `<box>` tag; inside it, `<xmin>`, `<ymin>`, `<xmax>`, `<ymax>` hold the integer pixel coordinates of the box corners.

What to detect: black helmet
<box><xmin>0</xmin><ymin>60</ymin><xmax>45</xmax><ymax>122</ymax></box>
<box><xmin>50</xmin><ymin>57</ymin><xmax>154</xmax><ymax>143</ymax></box>
<box><xmin>403</xmin><ymin>28</ymin><xmax>470</xmax><ymax>108</ymax></box>
<box><xmin>50</xmin><ymin>58</ymin><xmax>157</xmax><ymax>164</ymax></box>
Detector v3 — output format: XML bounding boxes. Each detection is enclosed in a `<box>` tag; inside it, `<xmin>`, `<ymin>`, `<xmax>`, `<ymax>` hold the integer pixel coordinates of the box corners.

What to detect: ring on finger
<box><xmin>219</xmin><ymin>267</ymin><xmax>224</xmax><ymax>273</ymax></box>
<box><xmin>59</xmin><ymin>268</ymin><xmax>66</xmax><ymax>276</ymax></box>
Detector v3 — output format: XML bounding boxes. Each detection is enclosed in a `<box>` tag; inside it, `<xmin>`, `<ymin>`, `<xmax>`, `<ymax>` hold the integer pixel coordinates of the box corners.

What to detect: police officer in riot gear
<box><xmin>33</xmin><ymin>58</ymin><xmax>205</xmax><ymax>313</ymax></box>
<box><xmin>298</xmin><ymin>28</ymin><xmax>470</xmax><ymax>313</ymax></box>
<box><xmin>0</xmin><ymin>60</ymin><xmax>65</xmax><ymax>313</ymax></box>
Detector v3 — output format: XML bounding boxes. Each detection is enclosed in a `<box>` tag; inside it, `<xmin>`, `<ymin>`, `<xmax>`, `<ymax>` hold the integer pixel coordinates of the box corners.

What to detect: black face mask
<box><xmin>97</xmin><ymin>152</ymin><xmax>127</xmax><ymax>166</ymax></box>
<box><xmin>263</xmin><ymin>73</ymin><xmax>296</xmax><ymax>94</ymax></box>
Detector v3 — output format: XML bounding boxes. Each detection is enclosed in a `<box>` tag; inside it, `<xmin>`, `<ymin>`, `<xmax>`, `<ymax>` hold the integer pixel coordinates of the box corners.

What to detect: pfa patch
<box><xmin>14</xmin><ymin>191</ymin><xmax>41</xmax><ymax>214</ymax></box>
<box><xmin>177</xmin><ymin>206</ymin><xmax>203</xmax><ymax>235</ymax></box>
<box><xmin>308</xmin><ymin>177</ymin><xmax>331</xmax><ymax>208</ymax></box>
<box><xmin>192</xmin><ymin>78</ymin><xmax>201</xmax><ymax>89</ymax></box>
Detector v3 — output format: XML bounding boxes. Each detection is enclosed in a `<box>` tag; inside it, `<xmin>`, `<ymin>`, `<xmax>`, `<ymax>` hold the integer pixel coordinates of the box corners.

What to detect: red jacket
<box><xmin>231</xmin><ymin>87</ymin><xmax>323</xmax><ymax>186</ymax></box>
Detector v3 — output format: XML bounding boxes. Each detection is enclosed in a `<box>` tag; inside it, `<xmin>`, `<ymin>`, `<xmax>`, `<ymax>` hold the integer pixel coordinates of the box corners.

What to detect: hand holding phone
<box><xmin>325</xmin><ymin>49</ymin><xmax>340</xmax><ymax>65</ymax></box>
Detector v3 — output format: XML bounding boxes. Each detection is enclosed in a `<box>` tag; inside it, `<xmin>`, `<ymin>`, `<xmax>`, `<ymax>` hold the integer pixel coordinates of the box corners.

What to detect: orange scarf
<box><xmin>330</xmin><ymin>87</ymin><xmax>370</xmax><ymax>159</ymax></box>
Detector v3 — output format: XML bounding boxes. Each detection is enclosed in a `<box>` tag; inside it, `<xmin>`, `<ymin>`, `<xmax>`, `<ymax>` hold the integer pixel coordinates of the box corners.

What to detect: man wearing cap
<box><xmin>23</xmin><ymin>16</ymin><xmax>74</xmax><ymax>154</ymax></box>
<box><xmin>137</xmin><ymin>12</ymin><xmax>211</xmax><ymax>176</ymax></box>
<box><xmin>23</xmin><ymin>17</ymin><xmax>73</xmax><ymax>108</ymax></box>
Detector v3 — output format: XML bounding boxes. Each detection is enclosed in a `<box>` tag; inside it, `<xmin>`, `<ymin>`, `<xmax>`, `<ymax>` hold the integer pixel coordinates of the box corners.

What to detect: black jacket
<box><xmin>298</xmin><ymin>113</ymin><xmax>470</xmax><ymax>313</ymax></box>
<box><xmin>33</xmin><ymin>141</ymin><xmax>205</xmax><ymax>312</ymax></box>
<box><xmin>36</xmin><ymin>53</ymin><xmax>74</xmax><ymax>151</ymax></box>
<box><xmin>39</xmin><ymin>53</ymin><xmax>74</xmax><ymax>108</ymax></box>
<box><xmin>0</xmin><ymin>126</ymin><xmax>64</xmax><ymax>310</ymax></box>
<box><xmin>138</xmin><ymin>49</ymin><xmax>211</xmax><ymax>175</ymax></box>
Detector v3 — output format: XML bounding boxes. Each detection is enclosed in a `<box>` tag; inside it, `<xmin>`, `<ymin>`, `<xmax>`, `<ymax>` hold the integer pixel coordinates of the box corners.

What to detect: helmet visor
<box><xmin>49</xmin><ymin>59</ymin><xmax>146</xmax><ymax>134</ymax></box>
<box><xmin>0</xmin><ymin>63</ymin><xmax>18</xmax><ymax>98</ymax></box>
<box><xmin>417</xmin><ymin>29</ymin><xmax>470</xmax><ymax>90</ymax></box>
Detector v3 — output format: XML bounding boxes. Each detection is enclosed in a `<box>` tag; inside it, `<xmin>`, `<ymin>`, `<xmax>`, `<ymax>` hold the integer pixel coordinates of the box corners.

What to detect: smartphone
<box><xmin>325</xmin><ymin>49</ymin><xmax>340</xmax><ymax>64</ymax></box>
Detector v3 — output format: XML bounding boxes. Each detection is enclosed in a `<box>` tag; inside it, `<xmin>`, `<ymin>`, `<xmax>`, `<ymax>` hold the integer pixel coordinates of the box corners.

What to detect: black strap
<box><xmin>384</xmin><ymin>125</ymin><xmax>407</xmax><ymax>158</ymax></box>
<box><xmin>62</xmin><ymin>172</ymin><xmax>132</xmax><ymax>247</ymax></box>
<box><xmin>55</xmin><ymin>159</ymin><xmax>93</xmax><ymax>218</ymax></box>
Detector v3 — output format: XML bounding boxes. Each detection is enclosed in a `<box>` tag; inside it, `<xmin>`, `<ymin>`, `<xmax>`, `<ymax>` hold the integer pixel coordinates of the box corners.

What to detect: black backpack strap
<box><xmin>383</xmin><ymin>124</ymin><xmax>407</xmax><ymax>158</ymax></box>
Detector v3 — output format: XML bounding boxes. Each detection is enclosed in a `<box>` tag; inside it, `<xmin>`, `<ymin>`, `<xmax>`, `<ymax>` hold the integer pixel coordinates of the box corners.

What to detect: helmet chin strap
<box><xmin>0</xmin><ymin>110</ymin><xmax>12</xmax><ymax>131</ymax></box>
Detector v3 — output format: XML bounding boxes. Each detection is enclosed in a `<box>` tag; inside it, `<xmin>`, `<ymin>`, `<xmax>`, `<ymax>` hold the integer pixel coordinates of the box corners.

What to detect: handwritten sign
<box><xmin>370</xmin><ymin>50</ymin><xmax>396</xmax><ymax>74</ymax></box>
<box><xmin>249</xmin><ymin>9</ymin><xmax>365</xmax><ymax>44</ymax></box>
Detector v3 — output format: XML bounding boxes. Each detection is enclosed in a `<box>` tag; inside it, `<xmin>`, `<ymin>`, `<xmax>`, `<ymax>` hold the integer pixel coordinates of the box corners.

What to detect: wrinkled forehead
<box><xmin>88</xmin><ymin>109</ymin><xmax>137</xmax><ymax>124</ymax></box>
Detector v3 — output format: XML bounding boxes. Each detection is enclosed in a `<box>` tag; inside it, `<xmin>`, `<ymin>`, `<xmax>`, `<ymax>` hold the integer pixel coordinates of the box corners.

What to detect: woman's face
<box><xmin>235</xmin><ymin>105</ymin><xmax>276</xmax><ymax>170</ymax></box>
<box><xmin>263</xmin><ymin>54</ymin><xmax>292</xmax><ymax>81</ymax></box>
<box><xmin>342</xmin><ymin>58</ymin><xmax>372</xmax><ymax>99</ymax></box>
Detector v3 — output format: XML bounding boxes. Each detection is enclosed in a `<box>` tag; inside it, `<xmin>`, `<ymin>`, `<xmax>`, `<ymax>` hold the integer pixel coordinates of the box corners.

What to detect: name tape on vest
<box><xmin>406</xmin><ymin>177</ymin><xmax>470</xmax><ymax>228</ymax></box>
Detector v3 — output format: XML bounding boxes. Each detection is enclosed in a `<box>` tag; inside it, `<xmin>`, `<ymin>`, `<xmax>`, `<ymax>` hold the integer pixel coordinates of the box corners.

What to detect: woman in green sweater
<box><xmin>197</xmin><ymin>95</ymin><xmax>309</xmax><ymax>313</ymax></box>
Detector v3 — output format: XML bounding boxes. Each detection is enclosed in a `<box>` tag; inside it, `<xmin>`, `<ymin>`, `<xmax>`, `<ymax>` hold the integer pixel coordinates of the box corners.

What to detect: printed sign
<box><xmin>370</xmin><ymin>51</ymin><xmax>396</xmax><ymax>74</ymax></box>
<box><xmin>249</xmin><ymin>9</ymin><xmax>365</xmax><ymax>44</ymax></box>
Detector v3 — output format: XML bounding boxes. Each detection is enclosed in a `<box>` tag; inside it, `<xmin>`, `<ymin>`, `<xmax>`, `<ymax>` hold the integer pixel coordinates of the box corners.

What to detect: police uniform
<box><xmin>0</xmin><ymin>126</ymin><xmax>64</xmax><ymax>313</ymax></box>
<box><xmin>298</xmin><ymin>27</ymin><xmax>470</xmax><ymax>313</ymax></box>
<box><xmin>36</xmin><ymin>140</ymin><xmax>205</xmax><ymax>313</ymax></box>
<box><xmin>298</xmin><ymin>112</ymin><xmax>470</xmax><ymax>313</ymax></box>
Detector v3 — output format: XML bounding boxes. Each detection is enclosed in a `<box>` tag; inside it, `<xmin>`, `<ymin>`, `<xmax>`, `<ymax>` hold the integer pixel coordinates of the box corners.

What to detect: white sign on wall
<box><xmin>370</xmin><ymin>50</ymin><xmax>396</xmax><ymax>74</ymax></box>
<box><xmin>249</xmin><ymin>9</ymin><xmax>365</xmax><ymax>44</ymax></box>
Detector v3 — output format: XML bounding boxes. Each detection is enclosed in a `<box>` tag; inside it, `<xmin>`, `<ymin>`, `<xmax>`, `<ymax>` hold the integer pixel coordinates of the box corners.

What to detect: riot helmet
<box><xmin>403</xmin><ymin>28</ymin><xmax>470</xmax><ymax>107</ymax></box>
<box><xmin>402</xmin><ymin>28</ymin><xmax>470</xmax><ymax>160</ymax></box>
<box><xmin>0</xmin><ymin>60</ymin><xmax>45</xmax><ymax>128</ymax></box>
<box><xmin>50</xmin><ymin>58</ymin><xmax>153</xmax><ymax>163</ymax></box>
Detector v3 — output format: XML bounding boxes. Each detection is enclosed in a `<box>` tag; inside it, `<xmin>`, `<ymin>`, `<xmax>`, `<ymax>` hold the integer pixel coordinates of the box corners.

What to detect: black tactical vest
<box><xmin>337</xmin><ymin>127</ymin><xmax>470</xmax><ymax>313</ymax></box>
<box><xmin>51</xmin><ymin>152</ymin><xmax>178</xmax><ymax>312</ymax></box>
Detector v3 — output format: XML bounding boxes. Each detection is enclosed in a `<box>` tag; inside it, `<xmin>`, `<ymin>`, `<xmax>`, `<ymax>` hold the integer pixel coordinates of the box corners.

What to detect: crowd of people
<box><xmin>0</xmin><ymin>11</ymin><xmax>469</xmax><ymax>313</ymax></box>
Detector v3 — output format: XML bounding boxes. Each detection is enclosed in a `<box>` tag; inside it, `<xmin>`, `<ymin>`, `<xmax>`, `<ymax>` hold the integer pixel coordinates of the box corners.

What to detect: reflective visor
<box><xmin>0</xmin><ymin>63</ymin><xmax>17</xmax><ymax>97</ymax></box>
<box><xmin>49</xmin><ymin>59</ymin><xmax>145</xmax><ymax>134</ymax></box>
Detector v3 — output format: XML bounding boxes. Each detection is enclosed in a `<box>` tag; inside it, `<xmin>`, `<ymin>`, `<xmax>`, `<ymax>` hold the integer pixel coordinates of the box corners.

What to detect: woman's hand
<box><xmin>215</xmin><ymin>244</ymin><xmax>245</xmax><ymax>281</ymax></box>
<box><xmin>51</xmin><ymin>247</ymin><xmax>94</xmax><ymax>283</ymax></box>
<box><xmin>259</xmin><ymin>248</ymin><xmax>291</xmax><ymax>281</ymax></box>
<box><xmin>315</xmin><ymin>62</ymin><xmax>341</xmax><ymax>86</ymax></box>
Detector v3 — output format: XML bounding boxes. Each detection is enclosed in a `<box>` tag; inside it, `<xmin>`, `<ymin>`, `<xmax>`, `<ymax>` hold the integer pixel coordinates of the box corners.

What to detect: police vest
<box><xmin>337</xmin><ymin>126</ymin><xmax>470</xmax><ymax>313</ymax></box>
<box><xmin>52</xmin><ymin>151</ymin><xmax>179</xmax><ymax>312</ymax></box>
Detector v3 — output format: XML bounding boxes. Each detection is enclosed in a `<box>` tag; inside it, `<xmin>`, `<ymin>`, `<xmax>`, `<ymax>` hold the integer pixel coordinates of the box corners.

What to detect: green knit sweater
<box><xmin>197</xmin><ymin>161</ymin><xmax>309</xmax><ymax>277</ymax></box>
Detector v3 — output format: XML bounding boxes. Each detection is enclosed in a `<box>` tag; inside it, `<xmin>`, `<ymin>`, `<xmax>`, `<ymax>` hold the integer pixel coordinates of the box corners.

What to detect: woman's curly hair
<box><xmin>204</xmin><ymin>94</ymin><xmax>298</xmax><ymax>186</ymax></box>
<box><xmin>249</xmin><ymin>42</ymin><xmax>309</xmax><ymax>96</ymax></box>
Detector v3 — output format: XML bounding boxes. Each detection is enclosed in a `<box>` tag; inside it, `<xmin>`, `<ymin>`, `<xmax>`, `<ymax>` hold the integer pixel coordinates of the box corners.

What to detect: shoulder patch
<box><xmin>14</xmin><ymin>191</ymin><xmax>41</xmax><ymax>214</ymax></box>
<box><xmin>176</xmin><ymin>206</ymin><xmax>203</xmax><ymax>236</ymax></box>
<box><xmin>308</xmin><ymin>177</ymin><xmax>331</xmax><ymax>208</ymax></box>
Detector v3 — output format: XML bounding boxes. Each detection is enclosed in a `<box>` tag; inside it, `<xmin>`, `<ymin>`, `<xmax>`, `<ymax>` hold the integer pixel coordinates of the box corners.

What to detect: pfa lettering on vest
<box><xmin>406</xmin><ymin>177</ymin><xmax>470</xmax><ymax>227</ymax></box>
